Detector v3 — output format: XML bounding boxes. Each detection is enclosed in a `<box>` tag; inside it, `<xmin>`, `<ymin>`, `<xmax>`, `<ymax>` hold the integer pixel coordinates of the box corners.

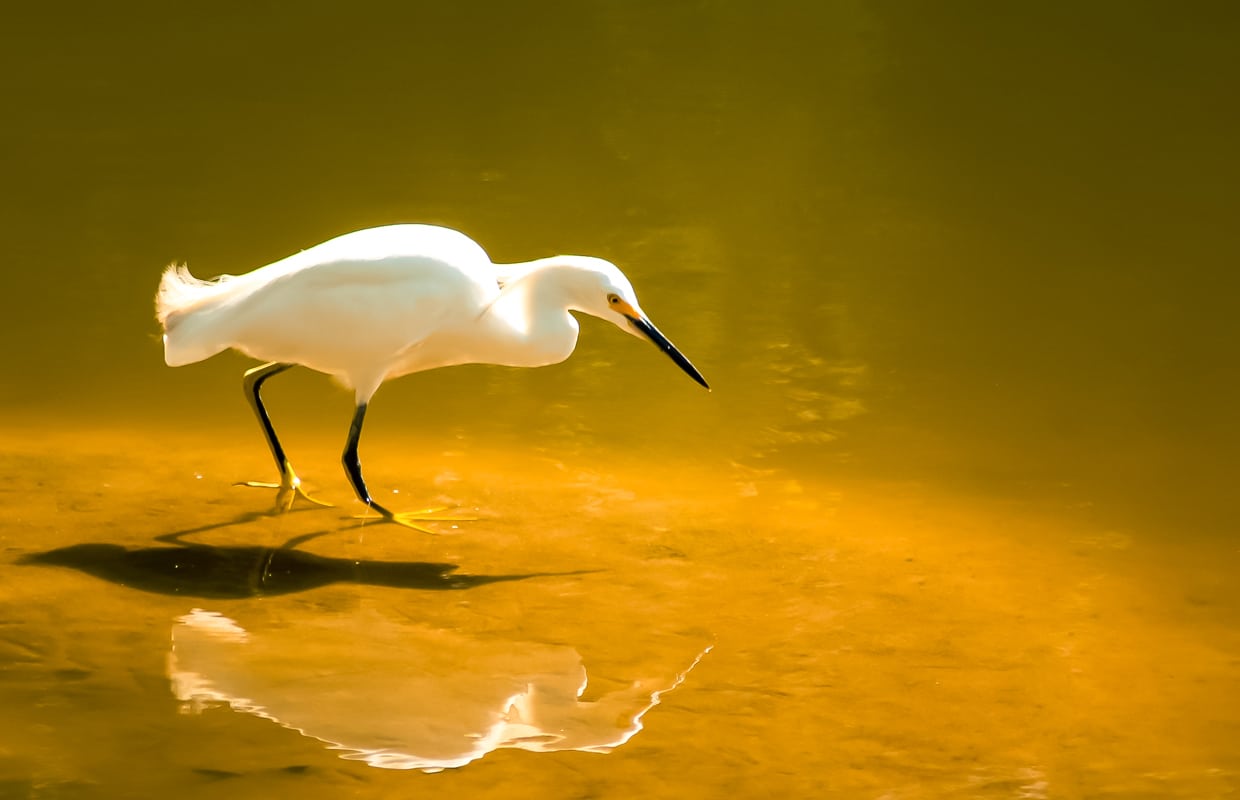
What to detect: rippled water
<box><xmin>2</xmin><ymin>3</ymin><xmax>1238</xmax><ymax>798</ymax></box>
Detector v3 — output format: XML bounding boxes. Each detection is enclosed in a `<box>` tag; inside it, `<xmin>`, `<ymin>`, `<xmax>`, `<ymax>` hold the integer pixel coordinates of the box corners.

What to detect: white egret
<box><xmin>155</xmin><ymin>224</ymin><xmax>709</xmax><ymax>528</ymax></box>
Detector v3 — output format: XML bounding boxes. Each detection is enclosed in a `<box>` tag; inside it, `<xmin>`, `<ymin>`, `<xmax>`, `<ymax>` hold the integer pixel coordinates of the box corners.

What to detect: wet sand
<box><xmin>2</xmin><ymin>423</ymin><xmax>1236</xmax><ymax>798</ymax></box>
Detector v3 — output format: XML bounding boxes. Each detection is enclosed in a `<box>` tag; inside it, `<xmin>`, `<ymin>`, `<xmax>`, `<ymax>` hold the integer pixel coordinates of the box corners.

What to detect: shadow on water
<box><xmin>18</xmin><ymin>542</ymin><xmax>570</xmax><ymax>598</ymax></box>
<box><xmin>19</xmin><ymin>513</ymin><xmax>588</xmax><ymax>598</ymax></box>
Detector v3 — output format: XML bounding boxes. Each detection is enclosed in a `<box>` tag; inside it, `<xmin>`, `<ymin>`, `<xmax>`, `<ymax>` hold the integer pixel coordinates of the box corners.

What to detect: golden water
<box><xmin>2</xmin><ymin>3</ymin><xmax>1237</xmax><ymax>798</ymax></box>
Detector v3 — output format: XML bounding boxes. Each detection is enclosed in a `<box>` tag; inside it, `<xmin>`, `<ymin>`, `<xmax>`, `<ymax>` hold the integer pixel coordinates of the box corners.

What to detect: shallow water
<box><xmin>2</xmin><ymin>2</ymin><xmax>1239</xmax><ymax>798</ymax></box>
<box><xmin>4</xmin><ymin>425</ymin><xmax>1235</xmax><ymax>798</ymax></box>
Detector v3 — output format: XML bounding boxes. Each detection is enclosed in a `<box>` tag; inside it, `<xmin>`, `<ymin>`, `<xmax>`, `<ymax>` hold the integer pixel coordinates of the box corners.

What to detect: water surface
<box><xmin>1</xmin><ymin>2</ymin><xmax>1237</xmax><ymax>797</ymax></box>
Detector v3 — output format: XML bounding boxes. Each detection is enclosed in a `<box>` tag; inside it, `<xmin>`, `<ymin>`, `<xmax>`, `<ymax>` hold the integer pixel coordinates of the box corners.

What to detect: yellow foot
<box><xmin>352</xmin><ymin>505</ymin><xmax>477</xmax><ymax>534</ymax></box>
<box><xmin>235</xmin><ymin>464</ymin><xmax>333</xmax><ymax>512</ymax></box>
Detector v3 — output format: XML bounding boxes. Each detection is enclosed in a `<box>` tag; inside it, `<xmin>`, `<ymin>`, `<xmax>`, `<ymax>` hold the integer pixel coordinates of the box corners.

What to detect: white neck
<box><xmin>475</xmin><ymin>261</ymin><xmax>582</xmax><ymax>368</ymax></box>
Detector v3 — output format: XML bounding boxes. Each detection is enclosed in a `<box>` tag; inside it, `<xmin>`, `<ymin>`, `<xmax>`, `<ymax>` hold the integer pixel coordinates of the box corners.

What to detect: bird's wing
<box><xmin>221</xmin><ymin>252</ymin><xmax>497</xmax><ymax>383</ymax></box>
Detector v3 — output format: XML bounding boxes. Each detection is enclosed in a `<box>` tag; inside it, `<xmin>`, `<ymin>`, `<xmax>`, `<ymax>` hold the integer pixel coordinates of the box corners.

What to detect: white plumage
<box><xmin>156</xmin><ymin>224</ymin><xmax>708</xmax><ymax>528</ymax></box>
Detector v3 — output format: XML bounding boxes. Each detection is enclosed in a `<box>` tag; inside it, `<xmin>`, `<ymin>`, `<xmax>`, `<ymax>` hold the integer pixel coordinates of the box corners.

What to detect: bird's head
<box><xmin>562</xmin><ymin>257</ymin><xmax>710</xmax><ymax>390</ymax></box>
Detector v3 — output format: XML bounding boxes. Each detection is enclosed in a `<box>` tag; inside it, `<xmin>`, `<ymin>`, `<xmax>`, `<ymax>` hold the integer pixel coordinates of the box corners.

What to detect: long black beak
<box><xmin>627</xmin><ymin>315</ymin><xmax>710</xmax><ymax>390</ymax></box>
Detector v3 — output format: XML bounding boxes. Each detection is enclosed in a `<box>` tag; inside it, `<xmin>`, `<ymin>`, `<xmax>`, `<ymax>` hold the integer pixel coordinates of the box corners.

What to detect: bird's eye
<box><xmin>607</xmin><ymin>294</ymin><xmax>620</xmax><ymax>305</ymax></box>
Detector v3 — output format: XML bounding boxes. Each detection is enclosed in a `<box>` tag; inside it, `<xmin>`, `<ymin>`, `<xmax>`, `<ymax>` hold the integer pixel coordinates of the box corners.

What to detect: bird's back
<box><xmin>158</xmin><ymin>225</ymin><xmax>499</xmax><ymax>394</ymax></box>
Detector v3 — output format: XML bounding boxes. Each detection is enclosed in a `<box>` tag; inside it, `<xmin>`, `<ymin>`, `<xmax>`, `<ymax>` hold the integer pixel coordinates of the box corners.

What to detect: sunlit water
<box><xmin>3</xmin><ymin>423</ymin><xmax>1236</xmax><ymax>797</ymax></box>
<box><xmin>2</xmin><ymin>2</ymin><xmax>1238</xmax><ymax>798</ymax></box>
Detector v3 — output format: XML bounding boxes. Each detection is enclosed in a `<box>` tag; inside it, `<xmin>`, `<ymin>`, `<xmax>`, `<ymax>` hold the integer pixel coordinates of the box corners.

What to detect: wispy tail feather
<box><xmin>155</xmin><ymin>264</ymin><xmax>237</xmax><ymax>366</ymax></box>
<box><xmin>156</xmin><ymin>264</ymin><xmax>235</xmax><ymax>330</ymax></box>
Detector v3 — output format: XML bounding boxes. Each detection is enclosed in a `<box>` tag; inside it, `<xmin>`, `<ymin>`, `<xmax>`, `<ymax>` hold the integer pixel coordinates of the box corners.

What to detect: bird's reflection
<box><xmin>169</xmin><ymin>608</ymin><xmax>710</xmax><ymax>772</ymax></box>
<box><xmin>20</xmin><ymin>542</ymin><xmax>555</xmax><ymax>598</ymax></box>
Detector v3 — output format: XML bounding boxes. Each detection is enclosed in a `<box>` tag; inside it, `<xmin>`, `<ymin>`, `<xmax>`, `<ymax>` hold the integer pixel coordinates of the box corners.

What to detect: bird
<box><xmin>155</xmin><ymin>224</ymin><xmax>709</xmax><ymax>529</ymax></box>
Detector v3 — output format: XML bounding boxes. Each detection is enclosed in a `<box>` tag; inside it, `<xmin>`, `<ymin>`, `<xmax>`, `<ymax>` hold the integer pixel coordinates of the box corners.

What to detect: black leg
<box><xmin>342</xmin><ymin>402</ymin><xmax>396</xmax><ymax>518</ymax></box>
<box><xmin>341</xmin><ymin>401</ymin><xmax>476</xmax><ymax>531</ymax></box>
<box><xmin>239</xmin><ymin>362</ymin><xmax>330</xmax><ymax>510</ymax></box>
<box><xmin>243</xmin><ymin>362</ymin><xmax>295</xmax><ymax>474</ymax></box>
